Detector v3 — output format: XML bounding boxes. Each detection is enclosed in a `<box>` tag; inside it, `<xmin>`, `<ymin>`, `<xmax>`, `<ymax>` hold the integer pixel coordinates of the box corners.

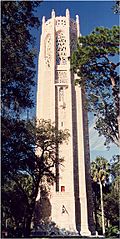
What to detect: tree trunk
<box><xmin>100</xmin><ymin>181</ymin><xmax>105</xmax><ymax>235</ymax></box>
<box><xmin>23</xmin><ymin>194</ymin><xmax>39</xmax><ymax>237</ymax></box>
<box><xmin>110</xmin><ymin>75</ymin><xmax>120</xmax><ymax>147</ymax></box>
<box><xmin>23</xmin><ymin>170</ymin><xmax>43</xmax><ymax>237</ymax></box>
<box><xmin>94</xmin><ymin>194</ymin><xmax>98</xmax><ymax>232</ymax></box>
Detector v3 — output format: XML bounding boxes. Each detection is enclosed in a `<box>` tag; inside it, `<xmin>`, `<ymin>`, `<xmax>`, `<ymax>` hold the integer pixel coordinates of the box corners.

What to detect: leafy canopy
<box><xmin>71</xmin><ymin>26</ymin><xmax>120</xmax><ymax>146</ymax></box>
<box><xmin>1</xmin><ymin>1</ymin><xmax>41</xmax><ymax>113</ymax></box>
<box><xmin>91</xmin><ymin>156</ymin><xmax>110</xmax><ymax>184</ymax></box>
<box><xmin>113</xmin><ymin>0</ymin><xmax>120</xmax><ymax>14</ymax></box>
<box><xmin>2</xmin><ymin>117</ymin><xmax>70</xmax><ymax>237</ymax></box>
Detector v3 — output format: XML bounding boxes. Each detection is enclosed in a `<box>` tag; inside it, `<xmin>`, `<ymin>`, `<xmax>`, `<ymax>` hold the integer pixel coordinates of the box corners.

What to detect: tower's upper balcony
<box><xmin>45</xmin><ymin>17</ymin><xmax>77</xmax><ymax>32</ymax></box>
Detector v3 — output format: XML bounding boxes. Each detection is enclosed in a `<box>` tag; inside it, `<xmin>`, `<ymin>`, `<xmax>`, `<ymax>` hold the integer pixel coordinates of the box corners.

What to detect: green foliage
<box><xmin>105</xmin><ymin>225</ymin><xmax>119</xmax><ymax>238</ymax></box>
<box><xmin>111</xmin><ymin>155</ymin><xmax>119</xmax><ymax>178</ymax></box>
<box><xmin>104</xmin><ymin>189</ymin><xmax>119</xmax><ymax>227</ymax></box>
<box><xmin>2</xmin><ymin>177</ymin><xmax>28</xmax><ymax>236</ymax></box>
<box><xmin>91</xmin><ymin>156</ymin><xmax>119</xmax><ymax>236</ymax></box>
<box><xmin>91</xmin><ymin>157</ymin><xmax>111</xmax><ymax>234</ymax></box>
<box><xmin>1</xmin><ymin>2</ymin><xmax>43</xmax><ymax>236</ymax></box>
<box><xmin>1</xmin><ymin>1</ymin><xmax>41</xmax><ymax>113</ymax></box>
<box><xmin>71</xmin><ymin>26</ymin><xmax>120</xmax><ymax>146</ymax></box>
<box><xmin>113</xmin><ymin>0</ymin><xmax>120</xmax><ymax>14</ymax></box>
<box><xmin>110</xmin><ymin>155</ymin><xmax>120</xmax><ymax>192</ymax></box>
<box><xmin>2</xmin><ymin>117</ymin><xmax>70</xmax><ymax>237</ymax></box>
<box><xmin>91</xmin><ymin>157</ymin><xmax>110</xmax><ymax>184</ymax></box>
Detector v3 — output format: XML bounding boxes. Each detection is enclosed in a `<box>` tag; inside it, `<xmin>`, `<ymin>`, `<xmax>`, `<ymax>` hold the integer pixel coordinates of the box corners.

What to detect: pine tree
<box><xmin>71</xmin><ymin>26</ymin><xmax>120</xmax><ymax>147</ymax></box>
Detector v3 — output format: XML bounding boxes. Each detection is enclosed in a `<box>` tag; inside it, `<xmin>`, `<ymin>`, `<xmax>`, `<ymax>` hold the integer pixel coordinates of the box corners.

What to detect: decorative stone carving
<box><xmin>55</xmin><ymin>71</ymin><xmax>67</xmax><ymax>84</ymax></box>
<box><xmin>45</xmin><ymin>35</ymin><xmax>51</xmax><ymax>67</ymax></box>
<box><xmin>56</xmin><ymin>31</ymin><xmax>67</xmax><ymax>65</ymax></box>
<box><xmin>56</xmin><ymin>17</ymin><xmax>66</xmax><ymax>26</ymax></box>
<box><xmin>45</xmin><ymin>19</ymin><xmax>51</xmax><ymax>26</ymax></box>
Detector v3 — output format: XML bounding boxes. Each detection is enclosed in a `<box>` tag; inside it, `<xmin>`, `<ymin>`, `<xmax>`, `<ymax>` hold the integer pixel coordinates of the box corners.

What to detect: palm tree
<box><xmin>91</xmin><ymin>157</ymin><xmax>110</xmax><ymax>235</ymax></box>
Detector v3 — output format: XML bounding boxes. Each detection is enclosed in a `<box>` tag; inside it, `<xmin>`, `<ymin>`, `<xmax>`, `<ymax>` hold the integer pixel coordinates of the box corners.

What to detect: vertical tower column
<box><xmin>75</xmin><ymin>15</ymin><xmax>91</xmax><ymax>236</ymax></box>
<box><xmin>51</xmin><ymin>9</ymin><xmax>56</xmax><ymax>122</ymax></box>
<box><xmin>66</xmin><ymin>9</ymin><xmax>75</xmax><ymax>194</ymax></box>
<box><xmin>36</xmin><ymin>16</ymin><xmax>45</xmax><ymax>119</ymax></box>
<box><xmin>76</xmin><ymin>86</ymin><xmax>91</xmax><ymax>236</ymax></box>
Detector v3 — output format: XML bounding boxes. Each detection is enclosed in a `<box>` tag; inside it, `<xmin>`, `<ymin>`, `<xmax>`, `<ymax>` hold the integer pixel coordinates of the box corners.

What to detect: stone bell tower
<box><xmin>36</xmin><ymin>9</ymin><xmax>95</xmax><ymax>236</ymax></box>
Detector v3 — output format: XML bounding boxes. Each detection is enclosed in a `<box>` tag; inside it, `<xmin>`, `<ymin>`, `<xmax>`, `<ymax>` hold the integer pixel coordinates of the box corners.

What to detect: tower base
<box><xmin>51</xmin><ymin>192</ymin><xmax>77</xmax><ymax>232</ymax></box>
<box><xmin>80</xmin><ymin>227</ymin><xmax>91</xmax><ymax>237</ymax></box>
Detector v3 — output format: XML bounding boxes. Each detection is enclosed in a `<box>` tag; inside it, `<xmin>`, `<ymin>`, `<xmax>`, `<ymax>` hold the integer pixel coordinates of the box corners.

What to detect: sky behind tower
<box><xmin>33</xmin><ymin>1</ymin><xmax>119</xmax><ymax>161</ymax></box>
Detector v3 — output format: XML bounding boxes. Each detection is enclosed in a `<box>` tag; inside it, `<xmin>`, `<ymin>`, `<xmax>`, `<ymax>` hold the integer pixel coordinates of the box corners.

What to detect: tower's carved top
<box><xmin>42</xmin><ymin>9</ymin><xmax>79</xmax><ymax>30</ymax></box>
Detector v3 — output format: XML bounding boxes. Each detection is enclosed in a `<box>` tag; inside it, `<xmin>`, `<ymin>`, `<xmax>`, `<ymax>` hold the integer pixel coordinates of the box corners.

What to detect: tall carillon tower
<box><xmin>36</xmin><ymin>9</ymin><xmax>95</xmax><ymax>236</ymax></box>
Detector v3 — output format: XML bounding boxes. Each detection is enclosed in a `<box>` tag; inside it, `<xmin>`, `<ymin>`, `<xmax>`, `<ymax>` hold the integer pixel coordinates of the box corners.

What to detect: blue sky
<box><xmin>32</xmin><ymin>1</ymin><xmax>119</xmax><ymax>161</ymax></box>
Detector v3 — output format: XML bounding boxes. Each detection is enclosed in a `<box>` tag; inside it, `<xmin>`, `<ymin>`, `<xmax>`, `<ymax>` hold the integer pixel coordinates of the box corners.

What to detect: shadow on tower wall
<box><xmin>71</xmin><ymin>76</ymin><xmax>81</xmax><ymax>233</ymax></box>
<box><xmin>82</xmin><ymin>91</ymin><xmax>96</xmax><ymax>235</ymax></box>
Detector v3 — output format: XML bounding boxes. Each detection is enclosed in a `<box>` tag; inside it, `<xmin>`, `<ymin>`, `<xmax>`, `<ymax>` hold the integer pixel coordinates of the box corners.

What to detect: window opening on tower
<box><xmin>61</xmin><ymin>186</ymin><xmax>65</xmax><ymax>192</ymax></box>
<box><xmin>56</xmin><ymin>31</ymin><xmax>67</xmax><ymax>65</ymax></box>
<box><xmin>61</xmin><ymin>122</ymin><xmax>63</xmax><ymax>127</ymax></box>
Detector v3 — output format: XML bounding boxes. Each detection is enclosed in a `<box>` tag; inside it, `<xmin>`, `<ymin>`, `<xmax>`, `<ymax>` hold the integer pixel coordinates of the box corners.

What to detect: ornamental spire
<box><xmin>66</xmin><ymin>8</ymin><xmax>70</xmax><ymax>18</ymax></box>
<box><xmin>51</xmin><ymin>9</ymin><xmax>55</xmax><ymax>18</ymax></box>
